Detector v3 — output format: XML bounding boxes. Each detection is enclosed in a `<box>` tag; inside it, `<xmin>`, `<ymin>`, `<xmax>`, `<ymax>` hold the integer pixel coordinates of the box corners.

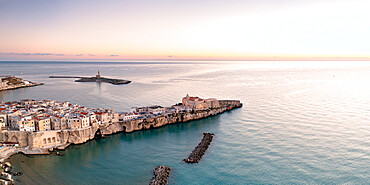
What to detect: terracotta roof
<box><xmin>189</xmin><ymin>97</ymin><xmax>203</xmax><ymax>101</ymax></box>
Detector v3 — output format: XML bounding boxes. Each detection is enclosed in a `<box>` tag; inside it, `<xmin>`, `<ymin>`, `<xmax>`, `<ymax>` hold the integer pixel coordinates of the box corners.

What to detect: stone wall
<box><xmin>0</xmin><ymin>131</ymin><xmax>30</xmax><ymax>147</ymax></box>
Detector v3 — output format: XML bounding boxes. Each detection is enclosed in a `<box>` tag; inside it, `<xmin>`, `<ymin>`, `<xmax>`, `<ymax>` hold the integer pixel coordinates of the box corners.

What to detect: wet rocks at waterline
<box><xmin>149</xmin><ymin>165</ymin><xmax>171</xmax><ymax>185</ymax></box>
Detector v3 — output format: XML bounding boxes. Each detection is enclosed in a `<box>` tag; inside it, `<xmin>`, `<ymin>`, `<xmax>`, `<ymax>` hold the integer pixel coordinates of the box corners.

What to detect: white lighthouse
<box><xmin>96</xmin><ymin>70</ymin><xmax>101</xmax><ymax>78</ymax></box>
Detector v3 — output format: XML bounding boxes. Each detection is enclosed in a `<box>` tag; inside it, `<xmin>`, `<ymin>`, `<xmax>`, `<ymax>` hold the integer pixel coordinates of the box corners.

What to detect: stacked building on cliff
<box><xmin>182</xmin><ymin>94</ymin><xmax>220</xmax><ymax>110</ymax></box>
<box><xmin>0</xmin><ymin>95</ymin><xmax>241</xmax><ymax>152</ymax></box>
<box><xmin>0</xmin><ymin>95</ymin><xmax>240</xmax><ymax>133</ymax></box>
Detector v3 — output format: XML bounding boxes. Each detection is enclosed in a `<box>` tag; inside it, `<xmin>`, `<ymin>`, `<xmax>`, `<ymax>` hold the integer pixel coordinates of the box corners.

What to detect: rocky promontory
<box><xmin>0</xmin><ymin>100</ymin><xmax>242</xmax><ymax>161</ymax></box>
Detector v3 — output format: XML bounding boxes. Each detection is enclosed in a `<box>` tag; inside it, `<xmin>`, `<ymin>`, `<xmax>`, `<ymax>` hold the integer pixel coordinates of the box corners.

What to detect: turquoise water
<box><xmin>1</xmin><ymin>61</ymin><xmax>370</xmax><ymax>184</ymax></box>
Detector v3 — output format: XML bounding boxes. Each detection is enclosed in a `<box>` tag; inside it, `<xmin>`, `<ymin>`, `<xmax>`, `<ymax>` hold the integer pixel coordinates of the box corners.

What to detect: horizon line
<box><xmin>2</xmin><ymin>56</ymin><xmax>370</xmax><ymax>62</ymax></box>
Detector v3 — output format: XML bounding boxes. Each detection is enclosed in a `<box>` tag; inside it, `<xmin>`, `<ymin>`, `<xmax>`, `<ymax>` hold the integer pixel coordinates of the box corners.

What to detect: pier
<box><xmin>49</xmin><ymin>76</ymin><xmax>84</xmax><ymax>78</ymax></box>
<box><xmin>149</xmin><ymin>166</ymin><xmax>171</xmax><ymax>185</ymax></box>
<box><xmin>184</xmin><ymin>133</ymin><xmax>214</xmax><ymax>163</ymax></box>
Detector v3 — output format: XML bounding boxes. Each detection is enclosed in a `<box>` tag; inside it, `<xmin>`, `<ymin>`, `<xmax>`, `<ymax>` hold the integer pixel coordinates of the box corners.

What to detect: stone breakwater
<box><xmin>49</xmin><ymin>75</ymin><xmax>131</xmax><ymax>85</ymax></box>
<box><xmin>0</xmin><ymin>101</ymin><xmax>242</xmax><ymax>161</ymax></box>
<box><xmin>183</xmin><ymin>133</ymin><xmax>214</xmax><ymax>163</ymax></box>
<box><xmin>149</xmin><ymin>166</ymin><xmax>171</xmax><ymax>185</ymax></box>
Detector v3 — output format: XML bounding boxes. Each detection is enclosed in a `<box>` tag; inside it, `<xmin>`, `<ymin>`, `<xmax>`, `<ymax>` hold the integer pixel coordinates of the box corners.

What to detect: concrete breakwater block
<box><xmin>149</xmin><ymin>165</ymin><xmax>171</xmax><ymax>185</ymax></box>
<box><xmin>183</xmin><ymin>133</ymin><xmax>214</xmax><ymax>163</ymax></box>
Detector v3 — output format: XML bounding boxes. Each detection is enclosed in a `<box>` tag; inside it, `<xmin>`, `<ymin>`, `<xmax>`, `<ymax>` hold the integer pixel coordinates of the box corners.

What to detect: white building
<box><xmin>171</xmin><ymin>105</ymin><xmax>188</xmax><ymax>113</ymax></box>
<box><xmin>0</xmin><ymin>78</ymin><xmax>7</xmax><ymax>88</ymax></box>
<box><xmin>0</xmin><ymin>114</ymin><xmax>7</xmax><ymax>130</ymax></box>
<box><xmin>120</xmin><ymin>113</ymin><xmax>139</xmax><ymax>121</ymax></box>
<box><xmin>67</xmin><ymin>116</ymin><xmax>90</xmax><ymax>129</ymax></box>
<box><xmin>18</xmin><ymin>116</ymin><xmax>36</xmax><ymax>131</ymax></box>
<box><xmin>130</xmin><ymin>107</ymin><xmax>138</xmax><ymax>113</ymax></box>
<box><xmin>148</xmin><ymin>106</ymin><xmax>166</xmax><ymax>115</ymax></box>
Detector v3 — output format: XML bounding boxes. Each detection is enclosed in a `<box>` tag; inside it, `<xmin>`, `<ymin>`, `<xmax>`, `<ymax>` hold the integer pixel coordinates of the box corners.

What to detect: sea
<box><xmin>0</xmin><ymin>61</ymin><xmax>369</xmax><ymax>184</ymax></box>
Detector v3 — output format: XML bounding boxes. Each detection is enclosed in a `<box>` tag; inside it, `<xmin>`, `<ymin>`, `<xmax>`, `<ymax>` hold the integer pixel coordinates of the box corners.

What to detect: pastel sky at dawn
<box><xmin>1</xmin><ymin>0</ymin><xmax>370</xmax><ymax>61</ymax></box>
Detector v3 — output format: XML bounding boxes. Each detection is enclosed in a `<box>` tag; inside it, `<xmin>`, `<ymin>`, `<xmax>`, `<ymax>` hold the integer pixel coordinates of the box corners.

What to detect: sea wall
<box><xmin>0</xmin><ymin>123</ymin><xmax>99</xmax><ymax>150</ymax></box>
<box><xmin>0</xmin><ymin>132</ymin><xmax>30</xmax><ymax>147</ymax></box>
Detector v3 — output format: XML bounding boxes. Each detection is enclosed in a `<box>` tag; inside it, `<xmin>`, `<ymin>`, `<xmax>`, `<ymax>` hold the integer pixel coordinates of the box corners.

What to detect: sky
<box><xmin>0</xmin><ymin>0</ymin><xmax>370</xmax><ymax>61</ymax></box>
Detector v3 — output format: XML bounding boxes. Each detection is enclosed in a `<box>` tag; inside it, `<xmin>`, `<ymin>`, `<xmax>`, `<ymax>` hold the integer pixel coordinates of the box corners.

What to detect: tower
<box><xmin>96</xmin><ymin>70</ymin><xmax>101</xmax><ymax>78</ymax></box>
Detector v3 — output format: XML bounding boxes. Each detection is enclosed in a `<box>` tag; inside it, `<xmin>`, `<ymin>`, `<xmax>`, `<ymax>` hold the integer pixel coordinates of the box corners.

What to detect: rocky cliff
<box><xmin>101</xmin><ymin>104</ymin><xmax>241</xmax><ymax>135</ymax></box>
<box><xmin>0</xmin><ymin>102</ymin><xmax>242</xmax><ymax>155</ymax></box>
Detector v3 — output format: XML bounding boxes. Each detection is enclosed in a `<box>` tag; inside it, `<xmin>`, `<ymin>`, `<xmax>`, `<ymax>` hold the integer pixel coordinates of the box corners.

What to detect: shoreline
<box><xmin>0</xmin><ymin>83</ymin><xmax>44</xmax><ymax>92</ymax></box>
<box><xmin>0</xmin><ymin>102</ymin><xmax>242</xmax><ymax>162</ymax></box>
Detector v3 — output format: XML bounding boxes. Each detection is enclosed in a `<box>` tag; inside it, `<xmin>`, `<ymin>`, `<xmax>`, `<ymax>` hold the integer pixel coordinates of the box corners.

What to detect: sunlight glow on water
<box><xmin>0</xmin><ymin>61</ymin><xmax>369</xmax><ymax>184</ymax></box>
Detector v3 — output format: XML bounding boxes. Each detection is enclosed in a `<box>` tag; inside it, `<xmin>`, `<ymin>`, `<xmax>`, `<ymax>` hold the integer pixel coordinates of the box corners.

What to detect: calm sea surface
<box><xmin>0</xmin><ymin>61</ymin><xmax>369</xmax><ymax>184</ymax></box>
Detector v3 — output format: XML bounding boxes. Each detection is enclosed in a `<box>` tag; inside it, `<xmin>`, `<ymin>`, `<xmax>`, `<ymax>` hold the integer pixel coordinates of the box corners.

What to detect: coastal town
<box><xmin>0</xmin><ymin>76</ymin><xmax>43</xmax><ymax>91</ymax></box>
<box><xmin>0</xmin><ymin>95</ymin><xmax>229</xmax><ymax>132</ymax></box>
<box><xmin>0</xmin><ymin>95</ymin><xmax>241</xmax><ymax>183</ymax></box>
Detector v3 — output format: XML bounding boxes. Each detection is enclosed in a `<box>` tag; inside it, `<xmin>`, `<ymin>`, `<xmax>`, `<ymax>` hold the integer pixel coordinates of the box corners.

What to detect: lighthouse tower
<box><xmin>96</xmin><ymin>70</ymin><xmax>101</xmax><ymax>78</ymax></box>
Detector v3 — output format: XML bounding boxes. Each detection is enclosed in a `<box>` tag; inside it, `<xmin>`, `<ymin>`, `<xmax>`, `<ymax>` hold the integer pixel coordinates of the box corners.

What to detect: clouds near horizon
<box><xmin>1</xmin><ymin>0</ymin><xmax>370</xmax><ymax>61</ymax></box>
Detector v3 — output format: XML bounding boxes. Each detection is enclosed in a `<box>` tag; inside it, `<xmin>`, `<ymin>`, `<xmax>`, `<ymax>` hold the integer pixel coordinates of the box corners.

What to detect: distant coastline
<box><xmin>0</xmin><ymin>76</ymin><xmax>43</xmax><ymax>92</ymax></box>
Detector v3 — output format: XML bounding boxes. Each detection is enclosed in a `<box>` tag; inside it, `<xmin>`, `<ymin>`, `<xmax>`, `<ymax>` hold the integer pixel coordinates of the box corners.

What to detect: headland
<box><xmin>49</xmin><ymin>71</ymin><xmax>131</xmax><ymax>85</ymax></box>
<box><xmin>0</xmin><ymin>95</ymin><xmax>242</xmax><ymax>182</ymax></box>
<box><xmin>0</xmin><ymin>95</ymin><xmax>241</xmax><ymax>159</ymax></box>
<box><xmin>0</xmin><ymin>76</ymin><xmax>43</xmax><ymax>92</ymax></box>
